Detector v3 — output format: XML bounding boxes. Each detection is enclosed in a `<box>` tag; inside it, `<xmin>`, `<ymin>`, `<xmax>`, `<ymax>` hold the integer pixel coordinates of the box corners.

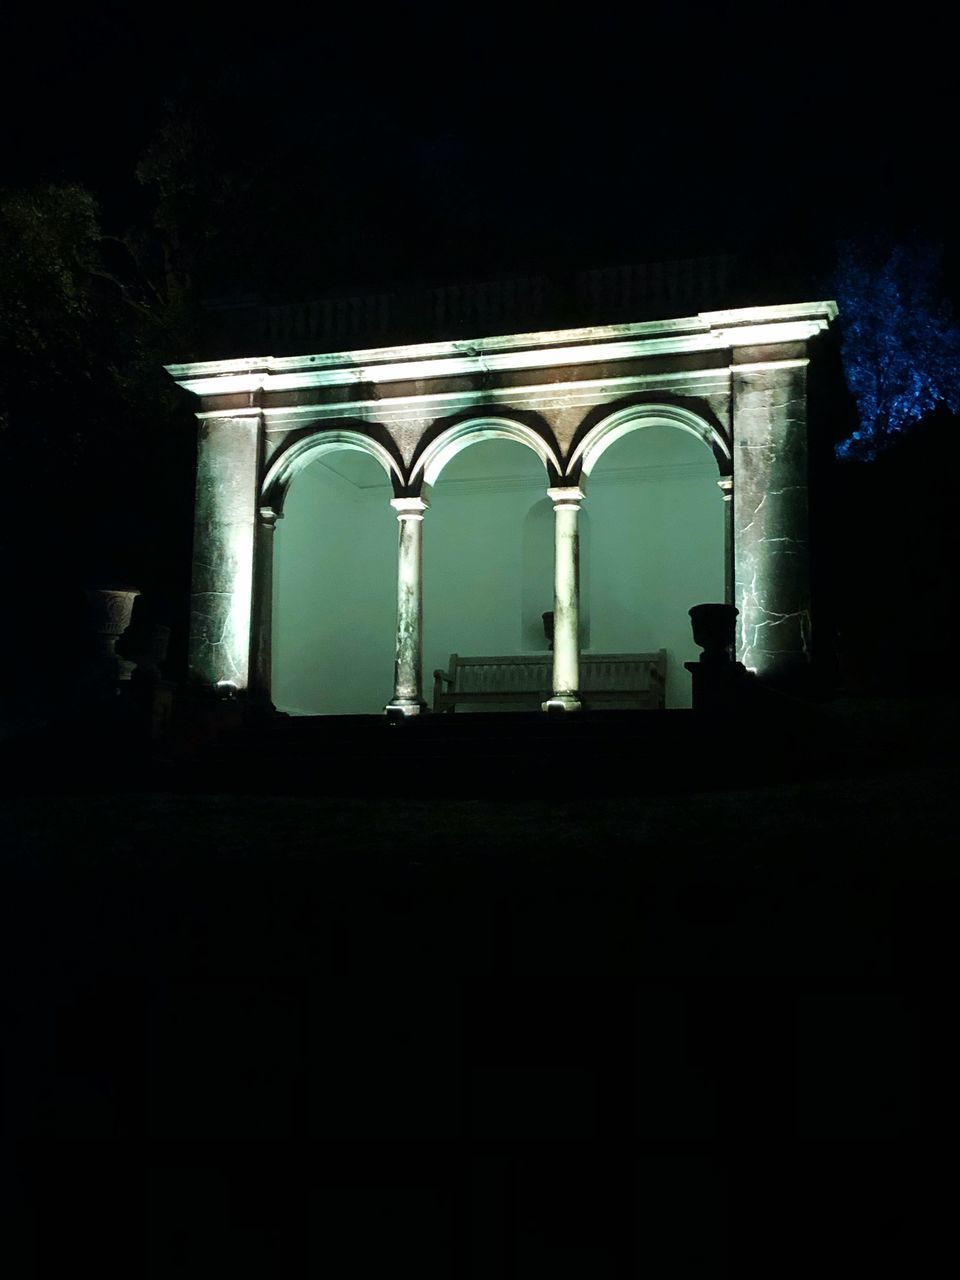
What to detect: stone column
<box><xmin>732</xmin><ymin>355</ymin><xmax>811</xmax><ymax>683</ymax></box>
<box><xmin>718</xmin><ymin>476</ymin><xmax>734</xmax><ymax>607</ymax></box>
<box><xmin>543</xmin><ymin>485</ymin><xmax>584</xmax><ymax>712</ymax></box>
<box><xmin>248</xmin><ymin>506</ymin><xmax>279</xmax><ymax>712</ymax></box>
<box><xmin>386</xmin><ymin>496</ymin><xmax>428</xmax><ymax>716</ymax></box>
<box><xmin>189</xmin><ymin>414</ymin><xmax>262</xmax><ymax>692</ymax></box>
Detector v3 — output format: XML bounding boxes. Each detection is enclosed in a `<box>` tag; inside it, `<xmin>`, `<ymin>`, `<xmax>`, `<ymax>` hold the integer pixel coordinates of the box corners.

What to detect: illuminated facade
<box><xmin>167</xmin><ymin>301</ymin><xmax>836</xmax><ymax>714</ymax></box>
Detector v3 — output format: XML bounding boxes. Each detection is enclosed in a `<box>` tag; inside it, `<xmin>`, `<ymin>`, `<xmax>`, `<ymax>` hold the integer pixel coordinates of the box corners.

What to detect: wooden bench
<box><xmin>432</xmin><ymin>651</ymin><xmax>667</xmax><ymax>712</ymax></box>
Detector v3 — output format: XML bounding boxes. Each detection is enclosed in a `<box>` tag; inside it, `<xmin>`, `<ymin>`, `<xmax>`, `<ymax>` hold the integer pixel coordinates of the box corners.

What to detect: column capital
<box><xmin>717</xmin><ymin>477</ymin><xmax>733</xmax><ymax>501</ymax></box>
<box><xmin>258</xmin><ymin>505</ymin><xmax>281</xmax><ymax>528</ymax></box>
<box><xmin>547</xmin><ymin>485</ymin><xmax>585</xmax><ymax>510</ymax></box>
<box><xmin>390</xmin><ymin>496</ymin><xmax>429</xmax><ymax>520</ymax></box>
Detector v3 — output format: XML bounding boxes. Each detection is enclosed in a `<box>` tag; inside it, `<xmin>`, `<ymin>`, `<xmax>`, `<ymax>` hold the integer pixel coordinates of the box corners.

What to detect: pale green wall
<box><xmin>272</xmin><ymin>452</ymin><xmax>396</xmax><ymax>715</ymax></box>
<box><xmin>585</xmin><ymin>426</ymin><xmax>725</xmax><ymax>708</ymax></box>
<box><xmin>424</xmin><ymin>442</ymin><xmax>550</xmax><ymax>682</ymax></box>
<box><xmin>272</xmin><ymin>429</ymin><xmax>723</xmax><ymax>714</ymax></box>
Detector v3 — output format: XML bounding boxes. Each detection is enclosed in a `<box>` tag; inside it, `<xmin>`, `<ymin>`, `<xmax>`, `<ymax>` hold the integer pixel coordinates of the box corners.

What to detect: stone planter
<box><xmin>84</xmin><ymin>588</ymin><xmax>140</xmax><ymax>683</ymax></box>
<box><xmin>686</xmin><ymin>603</ymin><xmax>757</xmax><ymax>713</ymax></box>
<box><xmin>688</xmin><ymin>603</ymin><xmax>738</xmax><ymax>664</ymax></box>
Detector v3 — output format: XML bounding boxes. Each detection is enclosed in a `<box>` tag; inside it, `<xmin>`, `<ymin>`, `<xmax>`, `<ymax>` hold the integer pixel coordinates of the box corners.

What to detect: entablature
<box><xmin>167</xmin><ymin>302</ymin><xmax>837</xmax><ymax>410</ymax></box>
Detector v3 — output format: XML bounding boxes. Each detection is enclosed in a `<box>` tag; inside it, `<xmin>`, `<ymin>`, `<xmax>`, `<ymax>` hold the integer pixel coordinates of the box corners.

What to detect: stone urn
<box><xmin>84</xmin><ymin>588</ymin><xmax>140</xmax><ymax>683</ymax></box>
<box><xmin>688</xmin><ymin>603</ymin><xmax>738</xmax><ymax>664</ymax></box>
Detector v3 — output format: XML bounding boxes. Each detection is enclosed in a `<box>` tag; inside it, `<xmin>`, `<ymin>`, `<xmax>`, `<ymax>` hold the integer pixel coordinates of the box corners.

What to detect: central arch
<box><xmin>412</xmin><ymin>415</ymin><xmax>560</xmax><ymax>494</ymax></box>
<box><xmin>421</xmin><ymin>430</ymin><xmax>555</xmax><ymax>710</ymax></box>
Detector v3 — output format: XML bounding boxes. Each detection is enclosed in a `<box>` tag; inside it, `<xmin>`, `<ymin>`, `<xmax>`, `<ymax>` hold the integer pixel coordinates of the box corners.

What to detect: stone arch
<box><xmin>411</xmin><ymin>415</ymin><xmax>560</xmax><ymax>494</ymax></box>
<box><xmin>569</xmin><ymin>401</ymin><xmax>731</xmax><ymax>703</ymax></box>
<box><xmin>261</xmin><ymin>426</ymin><xmax>404</xmax><ymax>513</ymax></box>
<box><xmin>265</xmin><ymin>426</ymin><xmax>399</xmax><ymax>716</ymax></box>
<box><xmin>568</xmin><ymin>402</ymin><xmax>731</xmax><ymax>488</ymax></box>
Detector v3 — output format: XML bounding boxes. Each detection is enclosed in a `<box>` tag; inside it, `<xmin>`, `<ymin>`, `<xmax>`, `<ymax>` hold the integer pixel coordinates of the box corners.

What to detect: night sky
<box><xmin>4</xmin><ymin>2</ymin><xmax>955</xmax><ymax>297</ymax></box>
<box><xmin>2</xmin><ymin>1</ymin><xmax>956</xmax><ymax>640</ymax></box>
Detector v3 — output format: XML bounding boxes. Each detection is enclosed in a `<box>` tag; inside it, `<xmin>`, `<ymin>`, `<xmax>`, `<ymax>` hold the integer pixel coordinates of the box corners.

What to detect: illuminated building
<box><xmin>168</xmin><ymin>300</ymin><xmax>836</xmax><ymax>714</ymax></box>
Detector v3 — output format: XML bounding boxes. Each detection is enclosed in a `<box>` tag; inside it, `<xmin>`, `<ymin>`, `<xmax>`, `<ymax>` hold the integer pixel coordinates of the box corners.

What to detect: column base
<box><xmin>541</xmin><ymin>694</ymin><xmax>582</xmax><ymax>713</ymax></box>
<box><xmin>384</xmin><ymin>698</ymin><xmax>427</xmax><ymax>718</ymax></box>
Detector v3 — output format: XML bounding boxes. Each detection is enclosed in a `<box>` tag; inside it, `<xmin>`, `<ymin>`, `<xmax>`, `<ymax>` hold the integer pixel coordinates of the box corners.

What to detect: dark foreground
<box><xmin>1</xmin><ymin>698</ymin><xmax>957</xmax><ymax>1276</ymax></box>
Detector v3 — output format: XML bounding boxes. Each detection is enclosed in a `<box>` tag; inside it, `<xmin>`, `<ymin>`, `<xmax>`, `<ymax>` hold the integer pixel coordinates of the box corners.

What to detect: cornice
<box><xmin>167</xmin><ymin>302</ymin><xmax>837</xmax><ymax>401</ymax></box>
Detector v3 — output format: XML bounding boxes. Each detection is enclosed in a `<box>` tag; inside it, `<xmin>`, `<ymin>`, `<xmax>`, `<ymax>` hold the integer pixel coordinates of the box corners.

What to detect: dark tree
<box><xmin>0</xmin><ymin>184</ymin><xmax>196</xmax><ymax>703</ymax></box>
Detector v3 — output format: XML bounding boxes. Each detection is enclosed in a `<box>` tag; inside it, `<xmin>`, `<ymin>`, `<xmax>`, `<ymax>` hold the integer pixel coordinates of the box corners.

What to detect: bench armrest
<box><xmin>433</xmin><ymin>669</ymin><xmax>454</xmax><ymax>684</ymax></box>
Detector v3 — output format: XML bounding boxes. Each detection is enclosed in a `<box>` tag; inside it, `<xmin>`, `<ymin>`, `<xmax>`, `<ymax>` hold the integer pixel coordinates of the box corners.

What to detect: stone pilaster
<box><xmin>249</xmin><ymin>506</ymin><xmax>279</xmax><ymax>712</ymax></box>
<box><xmin>718</xmin><ymin>476</ymin><xmax>734</xmax><ymax>607</ymax></box>
<box><xmin>188</xmin><ymin>415</ymin><xmax>262</xmax><ymax>691</ymax></box>
<box><xmin>386</xmin><ymin>496</ymin><xmax>428</xmax><ymax>716</ymax></box>
<box><xmin>543</xmin><ymin>486</ymin><xmax>584</xmax><ymax>712</ymax></box>
<box><xmin>732</xmin><ymin>357</ymin><xmax>811</xmax><ymax>682</ymax></box>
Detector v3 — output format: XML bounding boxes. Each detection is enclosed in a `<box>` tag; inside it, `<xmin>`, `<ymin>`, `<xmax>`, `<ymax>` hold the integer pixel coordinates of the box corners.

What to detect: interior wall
<box><xmin>272</xmin><ymin>450</ymin><xmax>396</xmax><ymax>714</ymax></box>
<box><xmin>585</xmin><ymin>425</ymin><xmax>725</xmax><ymax>708</ymax></box>
<box><xmin>424</xmin><ymin>441</ymin><xmax>550</xmax><ymax>700</ymax></box>
<box><xmin>271</xmin><ymin>427</ymin><xmax>723</xmax><ymax>714</ymax></box>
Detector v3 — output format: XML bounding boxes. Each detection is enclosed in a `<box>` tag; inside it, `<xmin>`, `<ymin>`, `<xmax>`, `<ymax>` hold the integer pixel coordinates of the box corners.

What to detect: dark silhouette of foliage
<box><xmin>0</xmin><ymin>181</ymin><xmax>195</xmax><ymax>467</ymax></box>
<box><xmin>0</xmin><ymin>182</ymin><xmax>196</xmax><ymax>644</ymax></box>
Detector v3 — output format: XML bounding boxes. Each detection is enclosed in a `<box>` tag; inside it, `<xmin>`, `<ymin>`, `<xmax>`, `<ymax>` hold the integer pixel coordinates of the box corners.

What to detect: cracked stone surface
<box><xmin>733</xmin><ymin>364</ymin><xmax>811</xmax><ymax>678</ymax></box>
<box><xmin>393</xmin><ymin>514</ymin><xmax>423</xmax><ymax>703</ymax></box>
<box><xmin>190</xmin><ymin>418</ymin><xmax>261</xmax><ymax>688</ymax></box>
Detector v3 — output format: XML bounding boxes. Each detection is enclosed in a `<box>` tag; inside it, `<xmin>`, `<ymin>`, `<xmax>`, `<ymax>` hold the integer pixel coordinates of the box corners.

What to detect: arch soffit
<box><xmin>569</xmin><ymin>403</ymin><xmax>732</xmax><ymax>482</ymax></box>
<box><xmin>261</xmin><ymin>426</ymin><xmax>403</xmax><ymax>512</ymax></box>
<box><xmin>411</xmin><ymin>416</ymin><xmax>561</xmax><ymax>490</ymax></box>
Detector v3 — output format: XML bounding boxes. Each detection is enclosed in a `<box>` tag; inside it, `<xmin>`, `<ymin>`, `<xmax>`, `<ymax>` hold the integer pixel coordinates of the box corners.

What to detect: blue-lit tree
<box><xmin>833</xmin><ymin>238</ymin><xmax>960</xmax><ymax>460</ymax></box>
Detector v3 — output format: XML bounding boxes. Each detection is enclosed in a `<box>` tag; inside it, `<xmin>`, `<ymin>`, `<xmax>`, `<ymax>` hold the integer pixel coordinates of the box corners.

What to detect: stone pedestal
<box><xmin>120</xmin><ymin>676</ymin><xmax>176</xmax><ymax>743</ymax></box>
<box><xmin>686</xmin><ymin>602</ymin><xmax>754</xmax><ymax>713</ymax></box>
<box><xmin>685</xmin><ymin>658</ymin><xmax>755</xmax><ymax>714</ymax></box>
<box><xmin>114</xmin><ymin>619</ymin><xmax>174</xmax><ymax>740</ymax></box>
